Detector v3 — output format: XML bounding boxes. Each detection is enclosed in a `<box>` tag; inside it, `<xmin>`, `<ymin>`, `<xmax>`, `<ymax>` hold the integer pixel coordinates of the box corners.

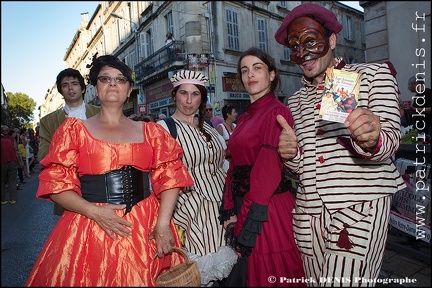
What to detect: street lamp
<box><xmin>110</xmin><ymin>12</ymin><xmax>140</xmax><ymax>66</ymax></box>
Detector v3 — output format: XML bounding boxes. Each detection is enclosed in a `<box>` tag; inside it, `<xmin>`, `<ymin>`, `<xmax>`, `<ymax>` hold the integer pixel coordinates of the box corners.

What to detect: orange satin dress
<box><xmin>25</xmin><ymin>118</ymin><xmax>194</xmax><ymax>287</ymax></box>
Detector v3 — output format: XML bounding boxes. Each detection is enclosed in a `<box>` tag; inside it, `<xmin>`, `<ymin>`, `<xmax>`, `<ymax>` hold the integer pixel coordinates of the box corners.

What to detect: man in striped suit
<box><xmin>274</xmin><ymin>3</ymin><xmax>406</xmax><ymax>286</ymax></box>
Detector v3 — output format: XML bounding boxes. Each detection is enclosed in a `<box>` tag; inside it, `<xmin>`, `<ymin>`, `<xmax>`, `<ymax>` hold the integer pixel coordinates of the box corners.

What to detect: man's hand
<box><xmin>344</xmin><ymin>107</ymin><xmax>381</xmax><ymax>153</ymax></box>
<box><xmin>276</xmin><ymin>115</ymin><xmax>298</xmax><ymax>161</ymax></box>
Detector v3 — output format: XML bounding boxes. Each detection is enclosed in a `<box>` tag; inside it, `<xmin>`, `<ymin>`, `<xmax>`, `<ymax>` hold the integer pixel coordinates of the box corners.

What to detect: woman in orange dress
<box><xmin>25</xmin><ymin>55</ymin><xmax>193</xmax><ymax>287</ymax></box>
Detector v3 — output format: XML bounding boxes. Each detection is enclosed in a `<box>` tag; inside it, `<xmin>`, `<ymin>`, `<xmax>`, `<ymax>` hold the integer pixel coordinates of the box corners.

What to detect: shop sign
<box><xmin>391</xmin><ymin>158</ymin><xmax>431</xmax><ymax>243</ymax></box>
<box><xmin>149</xmin><ymin>98</ymin><xmax>173</xmax><ymax>110</ymax></box>
<box><xmin>138</xmin><ymin>104</ymin><xmax>147</xmax><ymax>114</ymax></box>
<box><xmin>390</xmin><ymin>211</ymin><xmax>431</xmax><ymax>243</ymax></box>
<box><xmin>228</xmin><ymin>92</ymin><xmax>249</xmax><ymax>99</ymax></box>
<box><xmin>222</xmin><ymin>76</ymin><xmax>247</xmax><ymax>92</ymax></box>
<box><xmin>146</xmin><ymin>82</ymin><xmax>173</xmax><ymax>103</ymax></box>
<box><xmin>137</xmin><ymin>94</ymin><xmax>145</xmax><ymax>104</ymax></box>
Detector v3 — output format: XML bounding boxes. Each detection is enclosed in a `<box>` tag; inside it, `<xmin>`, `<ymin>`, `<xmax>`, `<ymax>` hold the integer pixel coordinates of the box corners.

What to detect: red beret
<box><xmin>275</xmin><ymin>3</ymin><xmax>343</xmax><ymax>47</ymax></box>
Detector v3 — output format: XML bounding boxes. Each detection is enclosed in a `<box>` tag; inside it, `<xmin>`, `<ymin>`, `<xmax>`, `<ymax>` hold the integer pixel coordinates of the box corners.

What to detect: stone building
<box><xmin>360</xmin><ymin>1</ymin><xmax>431</xmax><ymax>102</ymax></box>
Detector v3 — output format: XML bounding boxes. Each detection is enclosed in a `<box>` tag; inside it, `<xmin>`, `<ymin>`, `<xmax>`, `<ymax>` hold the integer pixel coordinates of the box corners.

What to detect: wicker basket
<box><xmin>155</xmin><ymin>247</ymin><xmax>201</xmax><ymax>287</ymax></box>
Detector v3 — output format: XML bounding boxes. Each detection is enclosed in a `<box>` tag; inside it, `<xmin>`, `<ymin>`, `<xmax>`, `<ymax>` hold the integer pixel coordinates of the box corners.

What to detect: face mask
<box><xmin>286</xmin><ymin>17</ymin><xmax>330</xmax><ymax>65</ymax></box>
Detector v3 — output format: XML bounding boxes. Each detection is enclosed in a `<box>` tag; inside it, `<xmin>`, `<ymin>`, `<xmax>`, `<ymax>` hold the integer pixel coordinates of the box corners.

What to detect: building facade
<box><xmin>360</xmin><ymin>1</ymin><xmax>431</xmax><ymax>101</ymax></box>
<box><xmin>38</xmin><ymin>1</ymin><xmax>365</xmax><ymax>119</ymax></box>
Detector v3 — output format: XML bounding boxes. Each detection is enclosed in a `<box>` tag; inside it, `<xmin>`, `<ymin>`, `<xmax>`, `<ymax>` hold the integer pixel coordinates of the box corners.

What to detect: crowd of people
<box><xmin>2</xmin><ymin>3</ymin><xmax>430</xmax><ymax>287</ymax></box>
<box><xmin>1</xmin><ymin>125</ymin><xmax>40</xmax><ymax>205</ymax></box>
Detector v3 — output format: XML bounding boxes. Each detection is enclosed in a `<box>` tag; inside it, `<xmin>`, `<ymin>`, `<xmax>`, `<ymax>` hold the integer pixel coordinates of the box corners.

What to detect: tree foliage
<box><xmin>5</xmin><ymin>92</ymin><xmax>36</xmax><ymax>129</ymax></box>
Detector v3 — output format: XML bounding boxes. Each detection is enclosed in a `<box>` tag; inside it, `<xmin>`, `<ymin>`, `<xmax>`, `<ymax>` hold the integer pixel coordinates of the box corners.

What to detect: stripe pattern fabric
<box><xmin>285</xmin><ymin>57</ymin><xmax>405</xmax><ymax>215</ymax></box>
<box><xmin>159</xmin><ymin>119</ymin><xmax>226</xmax><ymax>255</ymax></box>
<box><xmin>284</xmin><ymin>57</ymin><xmax>406</xmax><ymax>285</ymax></box>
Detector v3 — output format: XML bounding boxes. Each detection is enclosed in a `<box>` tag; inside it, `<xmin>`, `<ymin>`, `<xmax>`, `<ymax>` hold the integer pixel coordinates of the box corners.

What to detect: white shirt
<box><xmin>63</xmin><ymin>102</ymin><xmax>87</xmax><ymax>120</ymax></box>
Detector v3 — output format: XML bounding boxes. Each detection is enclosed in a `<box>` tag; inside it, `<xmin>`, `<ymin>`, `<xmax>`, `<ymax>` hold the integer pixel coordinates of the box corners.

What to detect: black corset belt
<box><xmin>80</xmin><ymin>166</ymin><xmax>150</xmax><ymax>215</ymax></box>
<box><xmin>231</xmin><ymin>165</ymin><xmax>293</xmax><ymax>198</ymax></box>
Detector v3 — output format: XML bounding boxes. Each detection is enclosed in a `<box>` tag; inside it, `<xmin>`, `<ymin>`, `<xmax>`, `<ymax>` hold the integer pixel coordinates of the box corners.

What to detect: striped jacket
<box><xmin>285</xmin><ymin>57</ymin><xmax>406</xmax><ymax>215</ymax></box>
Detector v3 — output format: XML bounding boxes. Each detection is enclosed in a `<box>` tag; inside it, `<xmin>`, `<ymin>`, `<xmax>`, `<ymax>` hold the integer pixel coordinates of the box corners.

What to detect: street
<box><xmin>1</xmin><ymin>164</ymin><xmax>59</xmax><ymax>287</ymax></box>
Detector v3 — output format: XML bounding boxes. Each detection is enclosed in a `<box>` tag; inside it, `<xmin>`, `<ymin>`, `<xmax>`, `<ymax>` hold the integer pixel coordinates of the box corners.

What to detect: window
<box><xmin>279</xmin><ymin>1</ymin><xmax>288</xmax><ymax>9</ymax></box>
<box><xmin>165</xmin><ymin>11</ymin><xmax>174</xmax><ymax>35</ymax></box>
<box><xmin>112</xmin><ymin>20</ymin><xmax>120</xmax><ymax>47</ymax></box>
<box><xmin>123</xmin><ymin>56</ymin><xmax>128</xmax><ymax>67</ymax></box>
<box><xmin>144</xmin><ymin>26</ymin><xmax>154</xmax><ymax>57</ymax></box>
<box><xmin>343</xmin><ymin>15</ymin><xmax>355</xmax><ymax>41</ymax></box>
<box><xmin>225</xmin><ymin>7</ymin><xmax>240</xmax><ymax>51</ymax></box>
<box><xmin>283</xmin><ymin>46</ymin><xmax>291</xmax><ymax>61</ymax></box>
<box><xmin>113</xmin><ymin>16</ymin><xmax>126</xmax><ymax>44</ymax></box>
<box><xmin>256</xmin><ymin>17</ymin><xmax>268</xmax><ymax>52</ymax></box>
<box><xmin>129</xmin><ymin>51</ymin><xmax>136</xmax><ymax>69</ymax></box>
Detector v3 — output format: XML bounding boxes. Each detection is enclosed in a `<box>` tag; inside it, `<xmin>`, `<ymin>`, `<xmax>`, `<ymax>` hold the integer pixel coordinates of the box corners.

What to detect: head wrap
<box><xmin>275</xmin><ymin>3</ymin><xmax>343</xmax><ymax>47</ymax></box>
<box><xmin>170</xmin><ymin>70</ymin><xmax>208</xmax><ymax>87</ymax></box>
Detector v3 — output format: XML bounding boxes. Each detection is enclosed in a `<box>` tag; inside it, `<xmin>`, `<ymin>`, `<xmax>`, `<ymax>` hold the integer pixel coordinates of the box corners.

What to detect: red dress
<box><xmin>25</xmin><ymin>118</ymin><xmax>194</xmax><ymax>287</ymax></box>
<box><xmin>221</xmin><ymin>94</ymin><xmax>305</xmax><ymax>286</ymax></box>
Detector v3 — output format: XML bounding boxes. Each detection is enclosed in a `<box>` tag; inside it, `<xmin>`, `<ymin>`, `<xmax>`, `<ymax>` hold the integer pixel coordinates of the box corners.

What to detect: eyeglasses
<box><xmin>206</xmin><ymin>108</ymin><xmax>213</xmax><ymax>111</ymax></box>
<box><xmin>97</xmin><ymin>76</ymin><xmax>129</xmax><ymax>84</ymax></box>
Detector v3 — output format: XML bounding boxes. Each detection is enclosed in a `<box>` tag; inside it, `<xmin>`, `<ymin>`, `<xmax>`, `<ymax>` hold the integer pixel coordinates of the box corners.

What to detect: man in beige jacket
<box><xmin>38</xmin><ymin>68</ymin><xmax>100</xmax><ymax>215</ymax></box>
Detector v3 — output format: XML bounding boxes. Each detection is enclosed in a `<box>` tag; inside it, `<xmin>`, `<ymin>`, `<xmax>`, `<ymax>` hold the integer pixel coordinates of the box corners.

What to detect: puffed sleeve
<box><xmin>145</xmin><ymin>122</ymin><xmax>194</xmax><ymax>197</ymax></box>
<box><xmin>37</xmin><ymin>118</ymin><xmax>81</xmax><ymax>200</ymax></box>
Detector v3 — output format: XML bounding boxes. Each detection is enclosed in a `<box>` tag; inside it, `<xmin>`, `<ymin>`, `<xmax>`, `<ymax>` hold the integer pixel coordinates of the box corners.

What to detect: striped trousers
<box><xmin>292</xmin><ymin>196</ymin><xmax>392</xmax><ymax>287</ymax></box>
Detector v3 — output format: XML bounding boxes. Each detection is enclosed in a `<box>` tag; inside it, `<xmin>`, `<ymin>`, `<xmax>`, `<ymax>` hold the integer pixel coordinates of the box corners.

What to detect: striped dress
<box><xmin>284</xmin><ymin>57</ymin><xmax>407</xmax><ymax>284</ymax></box>
<box><xmin>159</xmin><ymin>119</ymin><xmax>226</xmax><ymax>255</ymax></box>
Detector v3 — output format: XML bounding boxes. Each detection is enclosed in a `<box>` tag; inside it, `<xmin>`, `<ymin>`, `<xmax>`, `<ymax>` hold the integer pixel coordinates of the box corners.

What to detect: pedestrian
<box><xmin>165</xmin><ymin>32</ymin><xmax>175</xmax><ymax>60</ymax></box>
<box><xmin>27</xmin><ymin>128</ymin><xmax>39</xmax><ymax>165</ymax></box>
<box><xmin>205</xmin><ymin>103</ymin><xmax>224</xmax><ymax>128</ymax></box>
<box><xmin>38</xmin><ymin>68</ymin><xmax>100</xmax><ymax>216</ymax></box>
<box><xmin>157</xmin><ymin>113</ymin><xmax>167</xmax><ymax>121</ymax></box>
<box><xmin>219</xmin><ymin>47</ymin><xmax>305</xmax><ymax>287</ymax></box>
<box><xmin>11</xmin><ymin>128</ymin><xmax>26</xmax><ymax>184</ymax></box>
<box><xmin>157</xmin><ymin>70</ymin><xmax>238</xmax><ymax>286</ymax></box>
<box><xmin>1</xmin><ymin>125</ymin><xmax>20</xmax><ymax>205</ymax></box>
<box><xmin>25</xmin><ymin>55</ymin><xmax>193</xmax><ymax>287</ymax></box>
<box><xmin>216</xmin><ymin>105</ymin><xmax>237</xmax><ymax>162</ymax></box>
<box><xmin>274</xmin><ymin>3</ymin><xmax>406</xmax><ymax>285</ymax></box>
<box><xmin>17</xmin><ymin>128</ymin><xmax>32</xmax><ymax>178</ymax></box>
<box><xmin>216</xmin><ymin>104</ymin><xmax>237</xmax><ymax>146</ymax></box>
<box><xmin>165</xmin><ymin>32</ymin><xmax>175</xmax><ymax>46</ymax></box>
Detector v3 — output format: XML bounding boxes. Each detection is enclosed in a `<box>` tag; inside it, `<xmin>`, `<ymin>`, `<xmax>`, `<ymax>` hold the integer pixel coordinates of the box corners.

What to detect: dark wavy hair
<box><xmin>171</xmin><ymin>85</ymin><xmax>211</xmax><ymax>142</ymax></box>
<box><xmin>236</xmin><ymin>47</ymin><xmax>281</xmax><ymax>94</ymax></box>
<box><xmin>56</xmin><ymin>68</ymin><xmax>87</xmax><ymax>97</ymax></box>
<box><xmin>221</xmin><ymin>105</ymin><xmax>235</xmax><ymax>120</ymax></box>
<box><xmin>87</xmin><ymin>55</ymin><xmax>134</xmax><ymax>86</ymax></box>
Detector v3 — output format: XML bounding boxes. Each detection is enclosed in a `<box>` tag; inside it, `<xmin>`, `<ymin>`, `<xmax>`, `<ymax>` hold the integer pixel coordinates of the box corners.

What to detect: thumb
<box><xmin>276</xmin><ymin>115</ymin><xmax>293</xmax><ymax>133</ymax></box>
<box><xmin>148</xmin><ymin>232</ymin><xmax>155</xmax><ymax>240</ymax></box>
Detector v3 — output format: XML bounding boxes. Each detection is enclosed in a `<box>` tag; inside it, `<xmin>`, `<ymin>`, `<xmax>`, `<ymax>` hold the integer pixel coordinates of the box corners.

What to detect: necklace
<box><xmin>224</xmin><ymin>121</ymin><xmax>233</xmax><ymax>132</ymax></box>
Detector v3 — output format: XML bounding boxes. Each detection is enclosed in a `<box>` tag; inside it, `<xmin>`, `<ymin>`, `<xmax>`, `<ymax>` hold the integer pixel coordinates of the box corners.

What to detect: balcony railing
<box><xmin>135</xmin><ymin>41</ymin><xmax>185</xmax><ymax>83</ymax></box>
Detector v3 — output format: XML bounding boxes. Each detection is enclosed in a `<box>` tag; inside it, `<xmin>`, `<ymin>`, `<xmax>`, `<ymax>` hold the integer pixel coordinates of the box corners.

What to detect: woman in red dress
<box><xmin>25</xmin><ymin>55</ymin><xmax>193</xmax><ymax>287</ymax></box>
<box><xmin>220</xmin><ymin>47</ymin><xmax>305</xmax><ymax>286</ymax></box>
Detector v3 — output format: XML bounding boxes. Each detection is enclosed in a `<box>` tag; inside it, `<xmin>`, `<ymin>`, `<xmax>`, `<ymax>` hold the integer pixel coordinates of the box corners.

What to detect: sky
<box><xmin>1</xmin><ymin>1</ymin><xmax>363</xmax><ymax>121</ymax></box>
<box><xmin>1</xmin><ymin>1</ymin><xmax>100</xmax><ymax>119</ymax></box>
